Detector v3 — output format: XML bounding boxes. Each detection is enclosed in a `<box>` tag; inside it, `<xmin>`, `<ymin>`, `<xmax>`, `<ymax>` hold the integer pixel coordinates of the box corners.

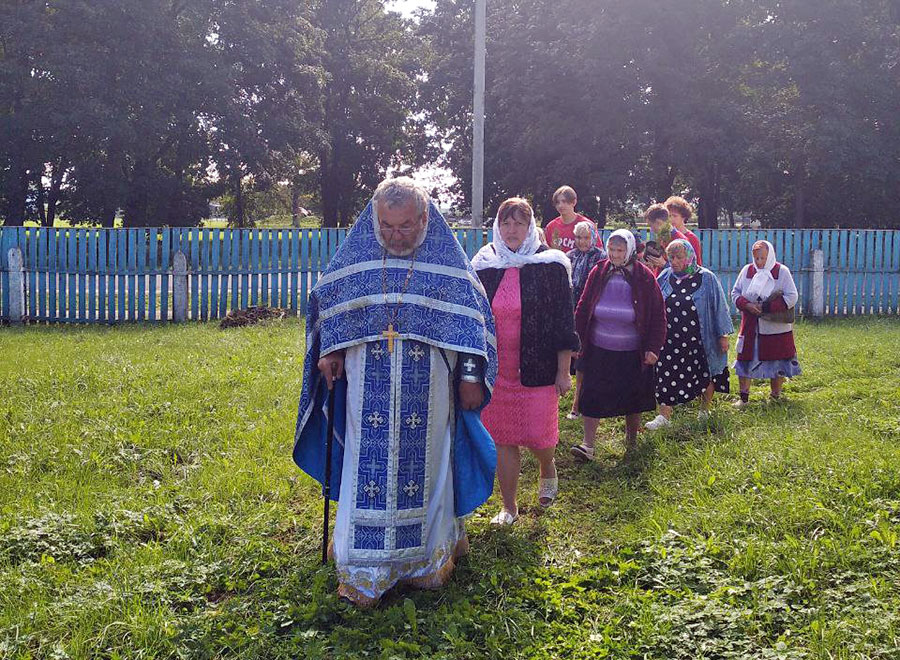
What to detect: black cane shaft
<box><xmin>322</xmin><ymin>363</ymin><xmax>338</xmax><ymax>565</ymax></box>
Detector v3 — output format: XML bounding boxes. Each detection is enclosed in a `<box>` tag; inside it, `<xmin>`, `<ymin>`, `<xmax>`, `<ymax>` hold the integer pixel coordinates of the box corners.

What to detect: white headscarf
<box><xmin>471</xmin><ymin>207</ymin><xmax>572</xmax><ymax>282</ymax></box>
<box><xmin>606</xmin><ymin>229</ymin><xmax>637</xmax><ymax>265</ymax></box>
<box><xmin>744</xmin><ymin>240</ymin><xmax>777</xmax><ymax>301</ymax></box>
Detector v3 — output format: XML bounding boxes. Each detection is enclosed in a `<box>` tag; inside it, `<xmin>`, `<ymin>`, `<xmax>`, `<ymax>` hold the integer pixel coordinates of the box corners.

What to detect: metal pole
<box><xmin>471</xmin><ymin>0</ymin><xmax>486</xmax><ymax>228</ymax></box>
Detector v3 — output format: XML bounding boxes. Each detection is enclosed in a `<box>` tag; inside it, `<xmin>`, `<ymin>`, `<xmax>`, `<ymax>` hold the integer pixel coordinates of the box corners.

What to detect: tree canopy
<box><xmin>1</xmin><ymin>0</ymin><xmax>897</xmax><ymax>228</ymax></box>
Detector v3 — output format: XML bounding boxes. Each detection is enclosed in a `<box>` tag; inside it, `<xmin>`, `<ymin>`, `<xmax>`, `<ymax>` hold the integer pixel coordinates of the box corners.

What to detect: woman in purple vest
<box><xmin>571</xmin><ymin>229</ymin><xmax>667</xmax><ymax>464</ymax></box>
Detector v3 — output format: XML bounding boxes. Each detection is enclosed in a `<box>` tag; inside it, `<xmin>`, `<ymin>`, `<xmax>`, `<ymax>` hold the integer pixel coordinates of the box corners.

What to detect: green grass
<box><xmin>1</xmin><ymin>318</ymin><xmax>899</xmax><ymax>659</ymax></box>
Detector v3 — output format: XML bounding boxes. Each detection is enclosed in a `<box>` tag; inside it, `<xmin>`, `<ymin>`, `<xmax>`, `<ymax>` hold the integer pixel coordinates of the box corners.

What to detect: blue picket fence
<box><xmin>1</xmin><ymin>226</ymin><xmax>899</xmax><ymax>323</ymax></box>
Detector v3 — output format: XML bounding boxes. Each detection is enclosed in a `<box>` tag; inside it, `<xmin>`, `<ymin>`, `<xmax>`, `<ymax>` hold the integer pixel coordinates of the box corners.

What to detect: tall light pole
<box><xmin>471</xmin><ymin>0</ymin><xmax>486</xmax><ymax>228</ymax></box>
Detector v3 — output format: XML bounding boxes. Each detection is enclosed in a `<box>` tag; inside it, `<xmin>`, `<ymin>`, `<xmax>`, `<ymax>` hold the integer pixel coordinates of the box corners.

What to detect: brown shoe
<box><xmin>402</xmin><ymin>557</ymin><xmax>456</xmax><ymax>590</ymax></box>
<box><xmin>337</xmin><ymin>582</ymin><xmax>380</xmax><ymax>609</ymax></box>
<box><xmin>454</xmin><ymin>533</ymin><xmax>470</xmax><ymax>559</ymax></box>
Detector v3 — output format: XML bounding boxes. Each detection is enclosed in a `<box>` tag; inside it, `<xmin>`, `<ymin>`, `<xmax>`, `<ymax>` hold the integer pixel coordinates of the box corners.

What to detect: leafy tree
<box><xmin>315</xmin><ymin>0</ymin><xmax>426</xmax><ymax>226</ymax></box>
<box><xmin>0</xmin><ymin>0</ymin><xmax>51</xmax><ymax>226</ymax></box>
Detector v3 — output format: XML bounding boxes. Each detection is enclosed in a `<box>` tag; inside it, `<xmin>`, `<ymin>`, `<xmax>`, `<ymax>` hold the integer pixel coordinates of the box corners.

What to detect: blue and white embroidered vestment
<box><xmin>293</xmin><ymin>201</ymin><xmax>498</xmax><ymax>598</ymax></box>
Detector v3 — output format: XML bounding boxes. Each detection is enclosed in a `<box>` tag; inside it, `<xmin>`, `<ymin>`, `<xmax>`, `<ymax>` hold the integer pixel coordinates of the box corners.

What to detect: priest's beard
<box><xmin>384</xmin><ymin>230</ymin><xmax>425</xmax><ymax>257</ymax></box>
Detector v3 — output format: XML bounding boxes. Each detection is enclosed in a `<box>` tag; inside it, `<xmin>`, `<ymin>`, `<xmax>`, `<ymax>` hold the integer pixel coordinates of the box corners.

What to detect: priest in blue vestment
<box><xmin>293</xmin><ymin>177</ymin><xmax>498</xmax><ymax>607</ymax></box>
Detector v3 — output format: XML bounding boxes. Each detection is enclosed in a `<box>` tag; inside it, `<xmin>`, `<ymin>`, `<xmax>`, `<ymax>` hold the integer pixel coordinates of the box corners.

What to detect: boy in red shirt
<box><xmin>664</xmin><ymin>196</ymin><xmax>702</xmax><ymax>265</ymax></box>
<box><xmin>544</xmin><ymin>186</ymin><xmax>604</xmax><ymax>253</ymax></box>
<box><xmin>642</xmin><ymin>203</ymin><xmax>686</xmax><ymax>275</ymax></box>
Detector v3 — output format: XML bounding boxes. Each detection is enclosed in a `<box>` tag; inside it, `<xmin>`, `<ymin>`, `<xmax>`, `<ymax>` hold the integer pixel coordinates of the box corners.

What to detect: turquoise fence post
<box><xmin>148</xmin><ymin>229</ymin><xmax>158</xmax><ymax>322</ymax></box>
<box><xmin>230</xmin><ymin>229</ymin><xmax>241</xmax><ymax>309</ymax></box>
<box><xmin>37</xmin><ymin>228</ymin><xmax>48</xmax><ymax>321</ymax></box>
<box><xmin>98</xmin><ymin>229</ymin><xmax>108</xmax><ymax>323</ymax></box>
<box><xmin>300</xmin><ymin>229</ymin><xmax>310</xmax><ymax>314</ymax></box>
<box><xmin>116</xmin><ymin>230</ymin><xmax>127</xmax><ymax>322</ymax></box>
<box><xmin>27</xmin><ymin>228</ymin><xmax>37</xmax><ymax>320</ymax></box>
<box><xmin>77</xmin><ymin>229</ymin><xmax>87</xmax><ymax>321</ymax></box>
<box><xmin>67</xmin><ymin>228</ymin><xmax>77</xmax><ymax>320</ymax></box>
<box><xmin>57</xmin><ymin>229</ymin><xmax>68</xmax><ymax>320</ymax></box>
<box><xmin>290</xmin><ymin>229</ymin><xmax>300</xmax><ymax>312</ymax></box>
<box><xmin>215</xmin><ymin>229</ymin><xmax>227</xmax><ymax>319</ymax></box>
<box><xmin>136</xmin><ymin>229</ymin><xmax>146</xmax><ymax>321</ymax></box>
<box><xmin>160</xmin><ymin>229</ymin><xmax>171</xmax><ymax>321</ymax></box>
<box><xmin>200</xmin><ymin>228</ymin><xmax>210</xmax><ymax>320</ymax></box>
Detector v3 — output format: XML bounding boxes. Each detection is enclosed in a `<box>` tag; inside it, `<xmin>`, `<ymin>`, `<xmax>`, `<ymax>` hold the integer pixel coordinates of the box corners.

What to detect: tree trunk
<box><xmin>233</xmin><ymin>174</ymin><xmax>246</xmax><ymax>228</ymax></box>
<box><xmin>656</xmin><ymin>164</ymin><xmax>676</xmax><ymax>202</ymax></box>
<box><xmin>291</xmin><ymin>184</ymin><xmax>302</xmax><ymax>227</ymax></box>
<box><xmin>124</xmin><ymin>157</ymin><xmax>152</xmax><ymax>227</ymax></box>
<box><xmin>3</xmin><ymin>164</ymin><xmax>29</xmax><ymax>226</ymax></box>
<box><xmin>697</xmin><ymin>162</ymin><xmax>720</xmax><ymax>229</ymax></box>
<box><xmin>319</xmin><ymin>150</ymin><xmax>339</xmax><ymax>228</ymax></box>
<box><xmin>595</xmin><ymin>195</ymin><xmax>608</xmax><ymax>229</ymax></box>
<box><xmin>36</xmin><ymin>173</ymin><xmax>47</xmax><ymax>226</ymax></box>
<box><xmin>793</xmin><ymin>178</ymin><xmax>805</xmax><ymax>228</ymax></box>
<box><xmin>540</xmin><ymin>191</ymin><xmax>556</xmax><ymax>227</ymax></box>
<box><xmin>100</xmin><ymin>207</ymin><xmax>116</xmax><ymax>228</ymax></box>
<box><xmin>46</xmin><ymin>158</ymin><xmax>65</xmax><ymax>227</ymax></box>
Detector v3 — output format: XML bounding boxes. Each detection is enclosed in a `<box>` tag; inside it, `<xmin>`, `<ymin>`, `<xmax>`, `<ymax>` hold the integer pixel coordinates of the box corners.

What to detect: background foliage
<box><xmin>1</xmin><ymin>0</ymin><xmax>898</xmax><ymax>228</ymax></box>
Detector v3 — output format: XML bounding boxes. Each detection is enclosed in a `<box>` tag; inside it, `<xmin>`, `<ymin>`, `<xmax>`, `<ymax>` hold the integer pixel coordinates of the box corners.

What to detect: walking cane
<box><xmin>322</xmin><ymin>363</ymin><xmax>338</xmax><ymax>565</ymax></box>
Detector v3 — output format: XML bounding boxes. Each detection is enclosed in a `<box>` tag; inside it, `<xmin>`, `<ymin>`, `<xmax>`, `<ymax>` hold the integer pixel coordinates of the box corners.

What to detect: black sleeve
<box><xmin>550</xmin><ymin>262</ymin><xmax>581</xmax><ymax>353</ymax></box>
<box><xmin>456</xmin><ymin>352</ymin><xmax>485</xmax><ymax>382</ymax></box>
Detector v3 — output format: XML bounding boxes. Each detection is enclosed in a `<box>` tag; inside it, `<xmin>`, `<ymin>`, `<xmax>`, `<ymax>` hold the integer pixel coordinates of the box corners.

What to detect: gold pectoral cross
<box><xmin>382</xmin><ymin>323</ymin><xmax>400</xmax><ymax>355</ymax></box>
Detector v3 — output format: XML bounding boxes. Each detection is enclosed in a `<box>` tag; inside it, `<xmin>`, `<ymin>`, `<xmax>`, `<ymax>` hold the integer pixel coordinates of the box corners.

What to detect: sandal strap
<box><xmin>490</xmin><ymin>509</ymin><xmax>518</xmax><ymax>525</ymax></box>
<box><xmin>538</xmin><ymin>477</ymin><xmax>559</xmax><ymax>499</ymax></box>
<box><xmin>570</xmin><ymin>443</ymin><xmax>595</xmax><ymax>460</ymax></box>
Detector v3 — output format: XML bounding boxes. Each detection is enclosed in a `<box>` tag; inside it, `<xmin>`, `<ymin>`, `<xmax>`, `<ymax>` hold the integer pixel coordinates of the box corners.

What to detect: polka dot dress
<box><xmin>656</xmin><ymin>274</ymin><xmax>729</xmax><ymax>406</ymax></box>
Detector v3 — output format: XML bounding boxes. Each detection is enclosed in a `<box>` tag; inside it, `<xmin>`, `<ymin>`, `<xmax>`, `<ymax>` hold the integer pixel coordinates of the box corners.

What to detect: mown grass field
<box><xmin>1</xmin><ymin>318</ymin><xmax>899</xmax><ymax>659</ymax></box>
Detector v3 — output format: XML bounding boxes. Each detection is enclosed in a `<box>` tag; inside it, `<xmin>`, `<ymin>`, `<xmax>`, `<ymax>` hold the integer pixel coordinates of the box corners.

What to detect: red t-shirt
<box><xmin>544</xmin><ymin>214</ymin><xmax>604</xmax><ymax>252</ymax></box>
<box><xmin>680</xmin><ymin>228</ymin><xmax>703</xmax><ymax>265</ymax></box>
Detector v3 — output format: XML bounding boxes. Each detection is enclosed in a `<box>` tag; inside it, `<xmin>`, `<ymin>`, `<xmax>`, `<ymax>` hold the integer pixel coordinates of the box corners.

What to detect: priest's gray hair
<box><xmin>373</xmin><ymin>176</ymin><xmax>429</xmax><ymax>217</ymax></box>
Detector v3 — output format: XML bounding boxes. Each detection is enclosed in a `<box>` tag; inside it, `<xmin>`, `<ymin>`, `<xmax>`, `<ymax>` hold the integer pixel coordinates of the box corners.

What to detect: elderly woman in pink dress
<box><xmin>472</xmin><ymin>198</ymin><xmax>580</xmax><ymax>525</ymax></box>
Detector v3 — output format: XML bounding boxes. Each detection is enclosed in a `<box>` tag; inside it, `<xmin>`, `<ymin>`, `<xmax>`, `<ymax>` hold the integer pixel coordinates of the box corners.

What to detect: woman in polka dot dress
<box><xmin>645</xmin><ymin>239</ymin><xmax>734</xmax><ymax>429</ymax></box>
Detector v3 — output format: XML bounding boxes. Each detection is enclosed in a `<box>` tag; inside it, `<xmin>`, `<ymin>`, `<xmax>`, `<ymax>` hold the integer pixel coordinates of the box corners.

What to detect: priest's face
<box><xmin>378</xmin><ymin>200</ymin><xmax>427</xmax><ymax>256</ymax></box>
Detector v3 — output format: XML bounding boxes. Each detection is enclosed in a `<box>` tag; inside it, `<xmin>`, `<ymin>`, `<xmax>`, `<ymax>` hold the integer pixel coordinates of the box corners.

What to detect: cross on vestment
<box><xmin>382</xmin><ymin>323</ymin><xmax>400</xmax><ymax>354</ymax></box>
<box><xmin>463</xmin><ymin>358</ymin><xmax>477</xmax><ymax>372</ymax></box>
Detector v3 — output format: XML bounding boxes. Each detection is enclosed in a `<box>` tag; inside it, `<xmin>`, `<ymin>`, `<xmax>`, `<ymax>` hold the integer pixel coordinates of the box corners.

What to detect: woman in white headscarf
<box><xmin>570</xmin><ymin>229</ymin><xmax>667</xmax><ymax>464</ymax></box>
<box><xmin>472</xmin><ymin>198</ymin><xmax>580</xmax><ymax>525</ymax></box>
<box><xmin>730</xmin><ymin>240</ymin><xmax>801</xmax><ymax>407</ymax></box>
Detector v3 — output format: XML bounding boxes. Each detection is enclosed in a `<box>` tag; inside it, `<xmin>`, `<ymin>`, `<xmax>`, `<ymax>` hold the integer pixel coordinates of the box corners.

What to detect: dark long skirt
<box><xmin>578</xmin><ymin>346</ymin><xmax>656</xmax><ymax>418</ymax></box>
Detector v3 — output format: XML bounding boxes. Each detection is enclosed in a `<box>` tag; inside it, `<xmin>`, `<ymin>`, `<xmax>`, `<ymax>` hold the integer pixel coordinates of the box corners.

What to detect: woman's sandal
<box><xmin>570</xmin><ymin>443</ymin><xmax>595</xmax><ymax>462</ymax></box>
<box><xmin>538</xmin><ymin>477</ymin><xmax>558</xmax><ymax>508</ymax></box>
<box><xmin>490</xmin><ymin>509</ymin><xmax>519</xmax><ymax>526</ymax></box>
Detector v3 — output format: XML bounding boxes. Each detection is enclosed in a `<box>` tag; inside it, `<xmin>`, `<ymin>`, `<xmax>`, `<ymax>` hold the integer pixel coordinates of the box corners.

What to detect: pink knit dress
<box><xmin>481</xmin><ymin>268</ymin><xmax>559</xmax><ymax>449</ymax></box>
